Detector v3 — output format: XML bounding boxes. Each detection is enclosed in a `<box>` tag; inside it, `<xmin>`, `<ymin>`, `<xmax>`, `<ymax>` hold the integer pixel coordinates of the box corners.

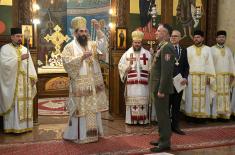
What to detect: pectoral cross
<box><xmin>126</xmin><ymin>53</ymin><xmax>136</xmax><ymax>65</ymax></box>
<box><xmin>140</xmin><ymin>54</ymin><xmax>148</xmax><ymax>65</ymax></box>
<box><xmin>147</xmin><ymin>40</ymin><xmax>156</xmax><ymax>49</ymax></box>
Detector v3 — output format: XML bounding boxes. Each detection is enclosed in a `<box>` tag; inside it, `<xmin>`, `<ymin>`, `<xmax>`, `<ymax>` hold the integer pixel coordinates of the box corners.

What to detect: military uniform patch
<box><xmin>164</xmin><ymin>53</ymin><xmax>171</xmax><ymax>61</ymax></box>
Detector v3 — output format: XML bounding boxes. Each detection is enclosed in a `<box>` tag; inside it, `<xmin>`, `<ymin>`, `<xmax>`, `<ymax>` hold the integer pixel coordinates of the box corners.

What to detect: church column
<box><xmin>109</xmin><ymin>0</ymin><xmax>129</xmax><ymax>116</ymax></box>
<box><xmin>205</xmin><ymin>0</ymin><xmax>218</xmax><ymax>46</ymax></box>
<box><xmin>110</xmin><ymin>52</ymin><xmax>125</xmax><ymax>115</ymax></box>
<box><xmin>116</xmin><ymin>0</ymin><xmax>129</xmax><ymax>27</ymax></box>
<box><xmin>161</xmin><ymin>0</ymin><xmax>173</xmax><ymax>24</ymax></box>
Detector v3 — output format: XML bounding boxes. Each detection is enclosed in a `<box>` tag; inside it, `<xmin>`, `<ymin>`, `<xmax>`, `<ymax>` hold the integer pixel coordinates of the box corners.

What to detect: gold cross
<box><xmin>44</xmin><ymin>25</ymin><xmax>70</xmax><ymax>55</ymax></box>
<box><xmin>147</xmin><ymin>40</ymin><xmax>156</xmax><ymax>49</ymax></box>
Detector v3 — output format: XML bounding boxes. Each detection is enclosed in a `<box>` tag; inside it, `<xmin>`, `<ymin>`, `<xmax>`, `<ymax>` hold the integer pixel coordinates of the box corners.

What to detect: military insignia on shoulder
<box><xmin>164</xmin><ymin>53</ymin><xmax>171</xmax><ymax>61</ymax></box>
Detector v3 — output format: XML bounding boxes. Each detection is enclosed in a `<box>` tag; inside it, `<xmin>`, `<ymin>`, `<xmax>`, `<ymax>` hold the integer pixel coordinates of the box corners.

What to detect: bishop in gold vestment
<box><xmin>62</xmin><ymin>17</ymin><xmax>108</xmax><ymax>143</ymax></box>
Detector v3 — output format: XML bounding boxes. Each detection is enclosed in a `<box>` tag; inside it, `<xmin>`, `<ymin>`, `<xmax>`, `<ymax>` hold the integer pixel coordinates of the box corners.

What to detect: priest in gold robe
<box><xmin>0</xmin><ymin>28</ymin><xmax>37</xmax><ymax>133</ymax></box>
<box><xmin>62</xmin><ymin>17</ymin><xmax>108</xmax><ymax>144</ymax></box>
<box><xmin>184</xmin><ymin>30</ymin><xmax>216</xmax><ymax>119</ymax></box>
<box><xmin>118</xmin><ymin>30</ymin><xmax>152</xmax><ymax>124</ymax></box>
<box><xmin>211</xmin><ymin>30</ymin><xmax>235</xmax><ymax>119</ymax></box>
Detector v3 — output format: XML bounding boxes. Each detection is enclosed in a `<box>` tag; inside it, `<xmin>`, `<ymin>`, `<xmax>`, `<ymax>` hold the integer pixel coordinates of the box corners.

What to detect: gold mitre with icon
<box><xmin>71</xmin><ymin>16</ymin><xmax>87</xmax><ymax>30</ymax></box>
<box><xmin>132</xmin><ymin>30</ymin><xmax>144</xmax><ymax>41</ymax></box>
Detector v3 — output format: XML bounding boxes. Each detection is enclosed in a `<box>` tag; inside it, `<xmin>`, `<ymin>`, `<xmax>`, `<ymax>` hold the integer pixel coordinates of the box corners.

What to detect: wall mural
<box><xmin>129</xmin><ymin>0</ymin><xmax>161</xmax><ymax>41</ymax></box>
<box><xmin>66</xmin><ymin>0</ymin><xmax>110</xmax><ymax>39</ymax></box>
<box><xmin>67</xmin><ymin>0</ymin><xmax>110</xmax><ymax>9</ymax></box>
<box><xmin>0</xmin><ymin>0</ymin><xmax>12</xmax><ymax>35</ymax></box>
<box><xmin>173</xmin><ymin>0</ymin><xmax>203</xmax><ymax>40</ymax></box>
<box><xmin>37</xmin><ymin>0</ymin><xmax>110</xmax><ymax>66</ymax></box>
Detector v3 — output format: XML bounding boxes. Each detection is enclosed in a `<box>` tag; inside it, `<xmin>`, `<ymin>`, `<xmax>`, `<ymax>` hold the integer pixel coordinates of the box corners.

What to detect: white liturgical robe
<box><xmin>0</xmin><ymin>44</ymin><xmax>37</xmax><ymax>133</ymax></box>
<box><xmin>231</xmin><ymin>52</ymin><xmax>235</xmax><ymax>116</ymax></box>
<box><xmin>118</xmin><ymin>47</ymin><xmax>152</xmax><ymax>124</ymax></box>
<box><xmin>62</xmin><ymin>34</ymin><xmax>108</xmax><ymax>144</ymax></box>
<box><xmin>211</xmin><ymin>44</ymin><xmax>235</xmax><ymax>119</ymax></box>
<box><xmin>184</xmin><ymin>45</ymin><xmax>216</xmax><ymax>118</ymax></box>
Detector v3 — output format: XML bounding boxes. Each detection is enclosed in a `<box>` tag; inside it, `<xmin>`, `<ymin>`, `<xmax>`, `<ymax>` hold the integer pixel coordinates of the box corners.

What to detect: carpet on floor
<box><xmin>38</xmin><ymin>97</ymin><xmax>68</xmax><ymax>116</ymax></box>
<box><xmin>1</xmin><ymin>125</ymin><xmax>235</xmax><ymax>155</ymax></box>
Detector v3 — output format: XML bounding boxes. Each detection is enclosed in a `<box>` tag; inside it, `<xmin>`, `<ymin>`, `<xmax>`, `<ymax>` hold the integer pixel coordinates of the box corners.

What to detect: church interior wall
<box><xmin>217</xmin><ymin>0</ymin><xmax>235</xmax><ymax>53</ymax></box>
<box><xmin>36</xmin><ymin>0</ymin><xmax>110</xmax><ymax>66</ymax></box>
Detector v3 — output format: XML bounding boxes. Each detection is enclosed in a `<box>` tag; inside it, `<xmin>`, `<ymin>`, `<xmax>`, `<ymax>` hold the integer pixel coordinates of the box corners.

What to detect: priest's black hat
<box><xmin>216</xmin><ymin>30</ymin><xmax>227</xmax><ymax>36</ymax></box>
<box><xmin>193</xmin><ymin>30</ymin><xmax>204</xmax><ymax>37</ymax></box>
<box><xmin>11</xmin><ymin>27</ymin><xmax>22</xmax><ymax>35</ymax></box>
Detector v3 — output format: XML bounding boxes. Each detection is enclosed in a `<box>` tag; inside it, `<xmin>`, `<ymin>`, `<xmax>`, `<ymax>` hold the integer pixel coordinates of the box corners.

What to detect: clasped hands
<box><xmin>82</xmin><ymin>52</ymin><xmax>92</xmax><ymax>61</ymax></box>
<box><xmin>157</xmin><ymin>91</ymin><xmax>165</xmax><ymax>98</ymax></box>
<box><xmin>21</xmin><ymin>53</ymin><xmax>29</xmax><ymax>60</ymax></box>
<box><xmin>180</xmin><ymin>78</ymin><xmax>188</xmax><ymax>85</ymax></box>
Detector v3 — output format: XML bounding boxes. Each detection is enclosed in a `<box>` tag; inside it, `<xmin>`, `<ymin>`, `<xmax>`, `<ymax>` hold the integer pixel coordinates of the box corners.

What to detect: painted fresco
<box><xmin>67</xmin><ymin>0</ymin><xmax>110</xmax><ymax>8</ymax></box>
<box><xmin>37</xmin><ymin>0</ymin><xmax>110</xmax><ymax>66</ymax></box>
<box><xmin>0</xmin><ymin>0</ymin><xmax>12</xmax><ymax>35</ymax></box>
<box><xmin>173</xmin><ymin>0</ymin><xmax>203</xmax><ymax>40</ymax></box>
<box><xmin>129</xmin><ymin>0</ymin><xmax>161</xmax><ymax>41</ymax></box>
<box><xmin>67</xmin><ymin>0</ymin><xmax>110</xmax><ymax>38</ymax></box>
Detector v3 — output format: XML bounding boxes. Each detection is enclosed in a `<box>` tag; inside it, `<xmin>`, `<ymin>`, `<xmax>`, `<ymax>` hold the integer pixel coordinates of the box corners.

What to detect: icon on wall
<box><xmin>116</xmin><ymin>27</ymin><xmax>127</xmax><ymax>50</ymax></box>
<box><xmin>22</xmin><ymin>25</ymin><xmax>33</xmax><ymax>48</ymax></box>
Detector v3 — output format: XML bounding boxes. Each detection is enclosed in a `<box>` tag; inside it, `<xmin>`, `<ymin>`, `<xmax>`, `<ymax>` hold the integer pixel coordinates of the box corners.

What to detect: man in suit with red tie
<box><xmin>169</xmin><ymin>29</ymin><xmax>189</xmax><ymax>135</ymax></box>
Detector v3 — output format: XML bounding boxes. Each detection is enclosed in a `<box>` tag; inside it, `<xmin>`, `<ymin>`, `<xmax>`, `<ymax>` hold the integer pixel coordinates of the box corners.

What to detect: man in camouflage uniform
<box><xmin>149</xmin><ymin>24</ymin><xmax>176</xmax><ymax>152</ymax></box>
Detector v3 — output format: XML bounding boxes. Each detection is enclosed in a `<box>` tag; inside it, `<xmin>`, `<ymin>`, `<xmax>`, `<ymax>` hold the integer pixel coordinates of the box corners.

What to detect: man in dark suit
<box><xmin>149</xmin><ymin>24</ymin><xmax>176</xmax><ymax>152</ymax></box>
<box><xmin>169</xmin><ymin>30</ymin><xmax>189</xmax><ymax>135</ymax></box>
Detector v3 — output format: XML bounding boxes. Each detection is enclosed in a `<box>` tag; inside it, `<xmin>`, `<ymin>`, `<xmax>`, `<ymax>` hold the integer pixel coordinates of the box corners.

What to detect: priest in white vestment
<box><xmin>62</xmin><ymin>17</ymin><xmax>108</xmax><ymax>143</ymax></box>
<box><xmin>231</xmin><ymin>44</ymin><xmax>235</xmax><ymax>116</ymax></box>
<box><xmin>232</xmin><ymin>80</ymin><xmax>235</xmax><ymax>116</ymax></box>
<box><xmin>211</xmin><ymin>31</ymin><xmax>235</xmax><ymax>119</ymax></box>
<box><xmin>118</xmin><ymin>30</ymin><xmax>152</xmax><ymax>124</ymax></box>
<box><xmin>184</xmin><ymin>30</ymin><xmax>216</xmax><ymax>118</ymax></box>
<box><xmin>0</xmin><ymin>27</ymin><xmax>37</xmax><ymax>133</ymax></box>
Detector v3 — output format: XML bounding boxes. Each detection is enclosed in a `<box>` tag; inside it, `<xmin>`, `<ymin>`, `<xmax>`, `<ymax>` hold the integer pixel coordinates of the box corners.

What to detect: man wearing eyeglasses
<box><xmin>169</xmin><ymin>30</ymin><xmax>189</xmax><ymax>135</ymax></box>
<box><xmin>61</xmin><ymin>16</ymin><xmax>108</xmax><ymax>144</ymax></box>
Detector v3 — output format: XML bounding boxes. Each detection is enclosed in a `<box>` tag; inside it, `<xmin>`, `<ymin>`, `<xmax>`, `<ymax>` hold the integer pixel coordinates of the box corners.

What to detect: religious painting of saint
<box><xmin>22</xmin><ymin>25</ymin><xmax>33</xmax><ymax>48</ymax></box>
<box><xmin>129</xmin><ymin>0</ymin><xmax>161</xmax><ymax>41</ymax></box>
<box><xmin>116</xmin><ymin>27</ymin><xmax>127</xmax><ymax>50</ymax></box>
<box><xmin>173</xmin><ymin>0</ymin><xmax>203</xmax><ymax>39</ymax></box>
